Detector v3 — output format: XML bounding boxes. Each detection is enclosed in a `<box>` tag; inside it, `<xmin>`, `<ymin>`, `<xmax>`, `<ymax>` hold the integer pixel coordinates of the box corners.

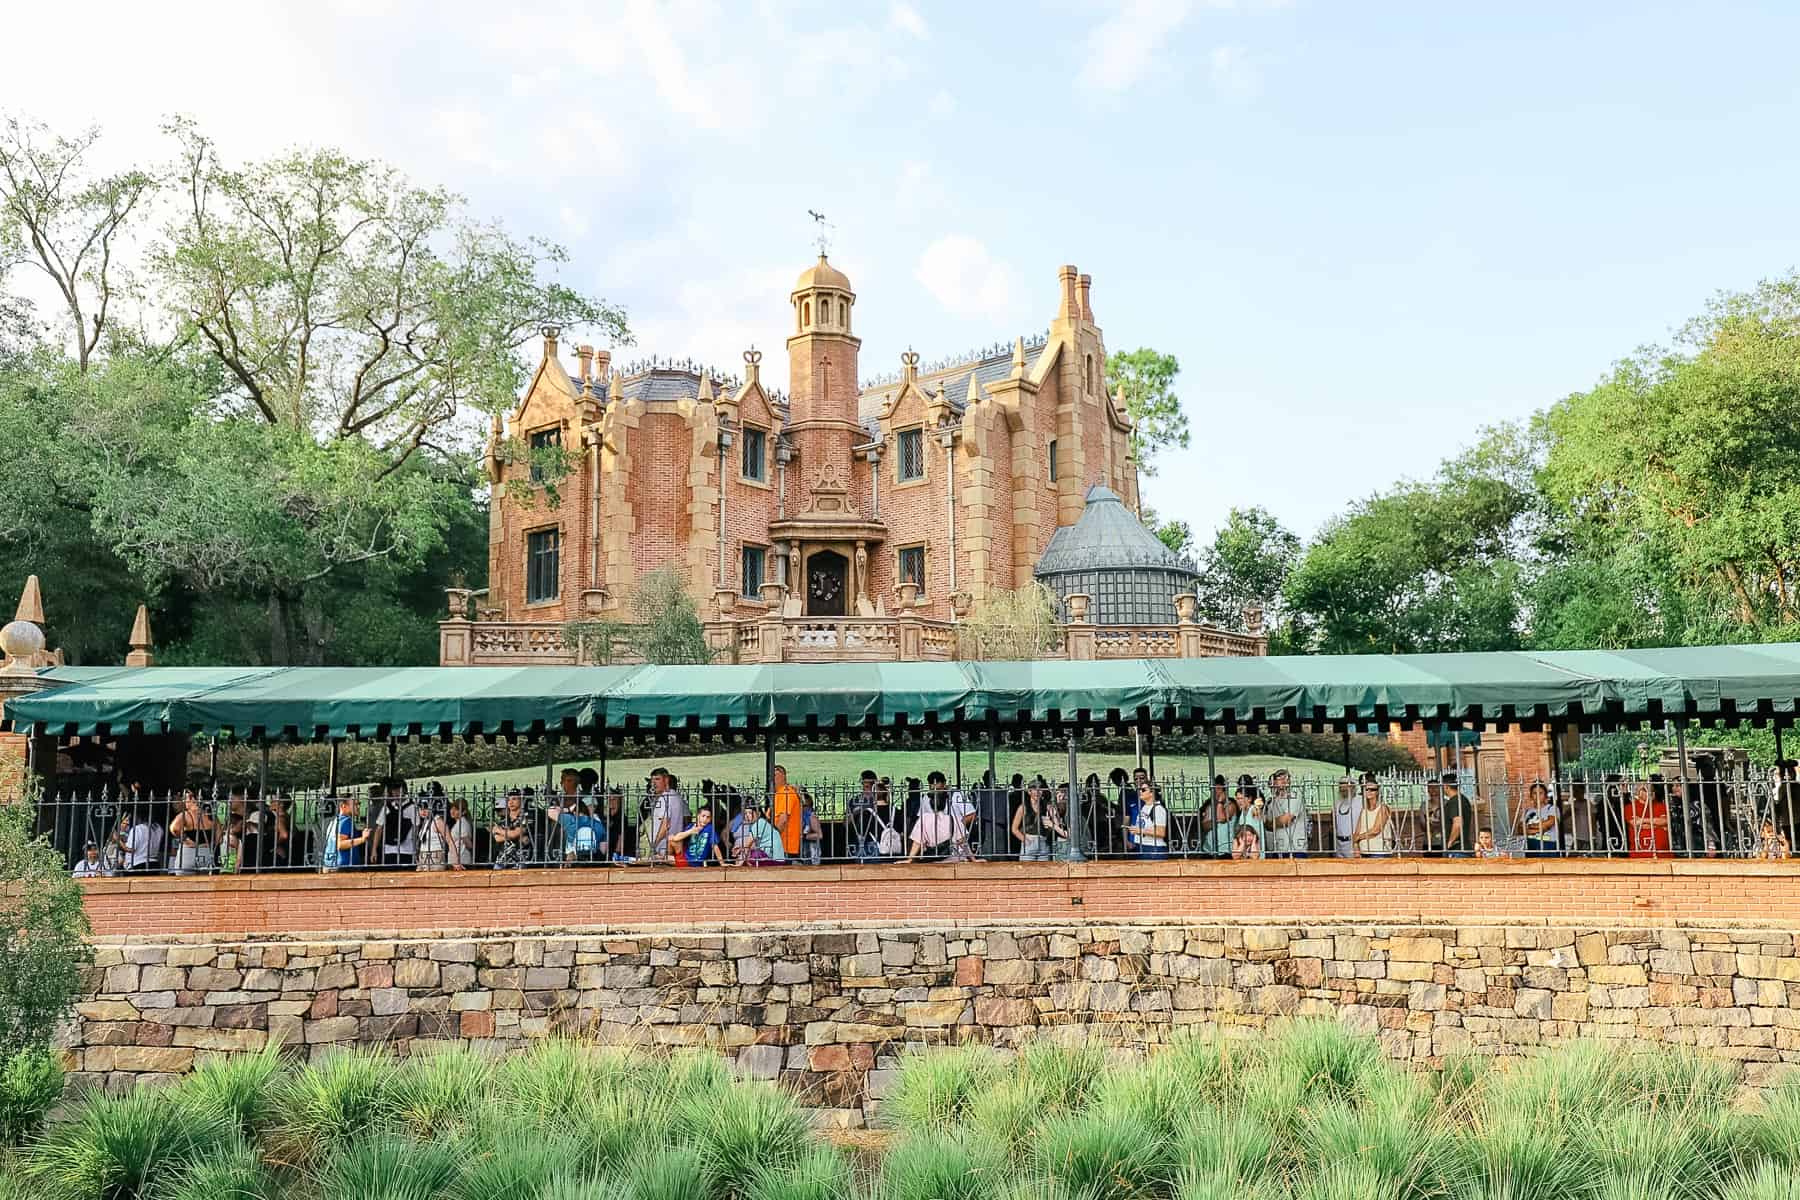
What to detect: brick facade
<box><xmin>476</xmin><ymin>259</ymin><xmax>1138</xmax><ymax>633</ymax></box>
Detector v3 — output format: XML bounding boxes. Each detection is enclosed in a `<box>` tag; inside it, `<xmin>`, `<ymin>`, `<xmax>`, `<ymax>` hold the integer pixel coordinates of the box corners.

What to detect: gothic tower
<box><xmin>785</xmin><ymin>254</ymin><xmax>862</xmax><ymax>493</ymax></box>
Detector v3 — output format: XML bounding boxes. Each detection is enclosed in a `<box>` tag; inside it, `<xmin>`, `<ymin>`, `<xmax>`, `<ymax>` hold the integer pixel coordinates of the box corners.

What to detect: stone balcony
<box><xmin>439</xmin><ymin>590</ymin><xmax>1267</xmax><ymax>666</ymax></box>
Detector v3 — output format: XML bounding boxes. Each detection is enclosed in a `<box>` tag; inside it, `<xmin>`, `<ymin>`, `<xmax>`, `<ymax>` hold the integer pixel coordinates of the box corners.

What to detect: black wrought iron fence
<box><xmin>20</xmin><ymin>765</ymin><xmax>1799</xmax><ymax>876</ymax></box>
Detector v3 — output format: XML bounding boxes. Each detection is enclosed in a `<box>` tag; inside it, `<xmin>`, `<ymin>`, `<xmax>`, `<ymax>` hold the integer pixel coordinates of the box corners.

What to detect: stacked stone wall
<box><xmin>71</xmin><ymin>919</ymin><xmax>1800</xmax><ymax>1121</ymax></box>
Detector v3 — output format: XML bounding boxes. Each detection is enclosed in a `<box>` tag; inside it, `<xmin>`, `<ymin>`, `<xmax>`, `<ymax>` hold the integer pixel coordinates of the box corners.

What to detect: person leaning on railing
<box><xmin>322</xmin><ymin>793</ymin><xmax>370</xmax><ymax>872</ymax></box>
<box><xmin>1264</xmin><ymin>770</ymin><xmax>1307</xmax><ymax>858</ymax></box>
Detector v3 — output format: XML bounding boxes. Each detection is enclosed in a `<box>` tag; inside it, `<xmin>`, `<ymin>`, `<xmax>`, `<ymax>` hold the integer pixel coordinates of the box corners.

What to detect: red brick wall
<box><xmin>876</xmin><ymin>385</ymin><xmax>952</xmax><ymax>619</ymax></box>
<box><xmin>77</xmin><ymin>860</ymin><xmax>1800</xmax><ymax>939</ymax></box>
<box><xmin>627</xmin><ymin>412</ymin><xmax>697</xmax><ymax>593</ymax></box>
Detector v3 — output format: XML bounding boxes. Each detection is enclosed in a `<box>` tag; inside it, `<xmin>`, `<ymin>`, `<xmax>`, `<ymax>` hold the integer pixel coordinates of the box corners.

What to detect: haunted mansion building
<box><xmin>443</xmin><ymin>257</ymin><xmax>1265</xmax><ymax>664</ymax></box>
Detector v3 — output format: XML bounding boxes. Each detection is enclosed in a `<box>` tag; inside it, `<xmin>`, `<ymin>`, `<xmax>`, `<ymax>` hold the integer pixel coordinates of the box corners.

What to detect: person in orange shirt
<box><xmin>770</xmin><ymin>764</ymin><xmax>804</xmax><ymax>860</ymax></box>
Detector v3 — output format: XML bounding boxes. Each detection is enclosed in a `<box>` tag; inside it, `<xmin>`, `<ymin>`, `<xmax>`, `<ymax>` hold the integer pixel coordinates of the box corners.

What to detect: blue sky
<box><xmin>8</xmin><ymin>1</ymin><xmax>1800</xmax><ymax>539</ymax></box>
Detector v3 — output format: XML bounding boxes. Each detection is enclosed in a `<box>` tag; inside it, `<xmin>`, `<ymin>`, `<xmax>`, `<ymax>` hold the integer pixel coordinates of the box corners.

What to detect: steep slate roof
<box><xmin>858</xmin><ymin>336</ymin><xmax>1044</xmax><ymax>424</ymax></box>
<box><xmin>1036</xmin><ymin>486</ymin><xmax>1198</xmax><ymax>577</ymax></box>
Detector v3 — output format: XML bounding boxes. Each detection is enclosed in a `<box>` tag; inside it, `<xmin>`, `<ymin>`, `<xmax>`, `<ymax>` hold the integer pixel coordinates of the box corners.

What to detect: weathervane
<box><xmin>807</xmin><ymin>209</ymin><xmax>834</xmax><ymax>256</ymax></box>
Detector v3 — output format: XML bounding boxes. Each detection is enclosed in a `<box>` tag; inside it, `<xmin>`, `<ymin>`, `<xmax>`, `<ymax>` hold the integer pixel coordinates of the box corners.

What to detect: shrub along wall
<box><xmin>71</xmin><ymin>919</ymin><xmax>1800</xmax><ymax>1123</ymax></box>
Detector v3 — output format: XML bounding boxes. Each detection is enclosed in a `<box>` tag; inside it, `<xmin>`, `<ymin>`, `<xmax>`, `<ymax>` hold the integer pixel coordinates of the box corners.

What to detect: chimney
<box><xmin>593</xmin><ymin>349</ymin><xmax>611</xmax><ymax>381</ymax></box>
<box><xmin>743</xmin><ymin>347</ymin><xmax>762</xmax><ymax>385</ymax></box>
<box><xmin>1058</xmin><ymin>265</ymin><xmax>1079</xmax><ymax>321</ymax></box>
<box><xmin>576</xmin><ymin>344</ymin><xmax>594</xmax><ymax>383</ymax></box>
<box><xmin>1077</xmin><ymin>274</ymin><xmax>1093</xmax><ymax>323</ymax></box>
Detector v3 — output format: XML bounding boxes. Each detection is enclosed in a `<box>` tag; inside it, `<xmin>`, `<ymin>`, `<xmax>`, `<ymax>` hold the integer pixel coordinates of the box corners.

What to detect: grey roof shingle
<box><xmin>1035</xmin><ymin>485</ymin><xmax>1200</xmax><ymax>577</ymax></box>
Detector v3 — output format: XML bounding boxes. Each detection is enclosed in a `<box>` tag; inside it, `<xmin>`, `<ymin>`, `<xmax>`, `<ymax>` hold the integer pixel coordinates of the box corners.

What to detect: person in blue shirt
<box><xmin>322</xmin><ymin>794</ymin><xmax>369</xmax><ymax>871</ymax></box>
<box><xmin>558</xmin><ymin>798</ymin><xmax>608</xmax><ymax>864</ymax></box>
<box><xmin>670</xmin><ymin>806</ymin><xmax>727</xmax><ymax>867</ymax></box>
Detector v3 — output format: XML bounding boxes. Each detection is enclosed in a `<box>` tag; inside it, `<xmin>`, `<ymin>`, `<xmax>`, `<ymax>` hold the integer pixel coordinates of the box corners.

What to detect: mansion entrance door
<box><xmin>806</xmin><ymin>550</ymin><xmax>848</xmax><ymax>617</ymax></box>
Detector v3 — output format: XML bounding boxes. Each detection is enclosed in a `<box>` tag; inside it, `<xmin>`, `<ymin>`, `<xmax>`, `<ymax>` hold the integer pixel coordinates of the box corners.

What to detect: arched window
<box><xmin>802</xmin><ymin>299</ymin><xmax>812</xmax><ymax>327</ymax></box>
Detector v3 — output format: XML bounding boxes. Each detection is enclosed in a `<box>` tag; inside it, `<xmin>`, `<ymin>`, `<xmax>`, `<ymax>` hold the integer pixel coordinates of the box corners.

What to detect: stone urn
<box><xmin>896</xmin><ymin>581</ymin><xmax>919</xmax><ymax>610</ymax></box>
<box><xmin>1174</xmin><ymin>593</ymin><xmax>1198</xmax><ymax>625</ymax></box>
<box><xmin>1066</xmin><ymin>593</ymin><xmax>1092</xmax><ymax>624</ymax></box>
<box><xmin>713</xmin><ymin>588</ymin><xmax>737</xmax><ymax>620</ymax></box>
<box><xmin>759</xmin><ymin>580</ymin><xmax>785</xmax><ymax>608</ymax></box>
<box><xmin>581</xmin><ymin>588</ymin><xmax>610</xmax><ymax>616</ymax></box>
<box><xmin>950</xmin><ymin>591</ymin><xmax>973</xmax><ymax>620</ymax></box>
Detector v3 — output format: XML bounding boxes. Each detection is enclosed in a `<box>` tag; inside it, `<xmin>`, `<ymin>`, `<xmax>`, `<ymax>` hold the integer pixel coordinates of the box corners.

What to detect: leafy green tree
<box><xmin>1543</xmin><ymin>272</ymin><xmax>1800</xmax><ymax>639</ymax></box>
<box><xmin>1283</xmin><ymin>426</ymin><xmax>1538</xmax><ymax>654</ymax></box>
<box><xmin>0</xmin><ymin>791</ymin><xmax>91</xmax><ymax>1056</ymax></box>
<box><xmin>1194</xmin><ymin>506</ymin><xmax>1300</xmax><ymax>631</ymax></box>
<box><xmin>0</xmin><ymin>114</ymin><xmax>154</xmax><ymax>371</ymax></box>
<box><xmin>1105</xmin><ymin>348</ymin><xmax>1188</xmax><ymax>476</ymax></box>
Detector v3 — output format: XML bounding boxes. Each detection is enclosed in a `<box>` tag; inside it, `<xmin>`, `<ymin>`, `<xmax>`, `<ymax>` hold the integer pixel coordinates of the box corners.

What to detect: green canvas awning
<box><xmin>9</xmin><ymin>642</ymin><xmax>1800</xmax><ymax>740</ymax></box>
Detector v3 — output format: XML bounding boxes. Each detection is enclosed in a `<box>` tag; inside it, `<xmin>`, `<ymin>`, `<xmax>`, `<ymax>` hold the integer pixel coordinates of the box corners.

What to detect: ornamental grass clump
<box><xmin>1032</xmin><ymin>1108</ymin><xmax>1180</xmax><ymax>1200</ymax></box>
<box><xmin>678</xmin><ymin>1078</ymin><xmax>812</xmax><ymax>1199</ymax></box>
<box><xmin>874</xmin><ymin>1131</ymin><xmax>1007</xmax><ymax>1200</ymax></box>
<box><xmin>26</xmin><ymin>1087</ymin><xmax>237</xmax><ymax>1200</ymax></box>
<box><xmin>166</xmin><ymin>1041</ymin><xmax>285</xmax><ymax>1142</ymax></box>
<box><xmin>881</xmin><ymin>1045</ymin><xmax>1001</xmax><ymax>1136</ymax></box>
<box><xmin>390</xmin><ymin>1044</ymin><xmax>493</xmax><ymax>1139</ymax></box>
<box><xmin>153</xmin><ymin>1142</ymin><xmax>276</xmax><ymax>1200</ymax></box>
<box><xmin>267</xmin><ymin>1047</ymin><xmax>400</xmax><ymax>1165</ymax></box>
<box><xmin>313</xmin><ymin>1134</ymin><xmax>458</xmax><ymax>1200</ymax></box>
<box><xmin>742</xmin><ymin>1145</ymin><xmax>857</xmax><ymax>1200</ymax></box>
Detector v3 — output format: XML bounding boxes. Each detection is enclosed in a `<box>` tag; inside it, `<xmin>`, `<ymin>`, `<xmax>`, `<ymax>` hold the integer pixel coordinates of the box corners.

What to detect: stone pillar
<box><xmin>897</xmin><ymin>614</ymin><xmax>922</xmax><ymax>661</ymax></box>
<box><xmin>1064</xmin><ymin>593</ymin><xmax>1095</xmax><ymax>661</ymax></box>
<box><xmin>1174</xmin><ymin>593</ymin><xmax>1207</xmax><ymax>658</ymax></box>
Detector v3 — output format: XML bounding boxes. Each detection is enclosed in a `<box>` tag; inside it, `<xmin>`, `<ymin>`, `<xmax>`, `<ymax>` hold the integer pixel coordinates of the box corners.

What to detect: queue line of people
<box><xmin>59</xmin><ymin>757</ymin><xmax>1800</xmax><ymax>876</ymax></box>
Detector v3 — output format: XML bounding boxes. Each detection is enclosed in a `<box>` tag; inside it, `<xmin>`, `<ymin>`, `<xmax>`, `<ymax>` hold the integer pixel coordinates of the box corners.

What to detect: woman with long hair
<box><xmin>1012</xmin><ymin>779</ymin><xmax>1051</xmax><ymax>862</ymax></box>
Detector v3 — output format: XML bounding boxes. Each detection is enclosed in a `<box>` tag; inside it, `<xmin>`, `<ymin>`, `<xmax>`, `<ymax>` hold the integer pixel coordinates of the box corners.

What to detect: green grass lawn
<box><xmin>419</xmin><ymin>749</ymin><xmax>1345</xmax><ymax>793</ymax></box>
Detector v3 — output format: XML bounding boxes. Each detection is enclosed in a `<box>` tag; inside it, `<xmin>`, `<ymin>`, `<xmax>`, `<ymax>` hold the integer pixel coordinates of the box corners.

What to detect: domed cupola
<box><xmin>1034</xmin><ymin>485</ymin><xmax>1202</xmax><ymax>625</ymax></box>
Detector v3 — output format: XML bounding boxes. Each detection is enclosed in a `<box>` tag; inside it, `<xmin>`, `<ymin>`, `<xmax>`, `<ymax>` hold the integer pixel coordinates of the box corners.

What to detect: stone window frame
<box><xmin>1048</xmin><ymin>438</ymin><xmax>1059</xmax><ymax>483</ymax></box>
<box><xmin>524</xmin><ymin>523</ymin><xmax>563</xmax><ymax>607</ymax></box>
<box><xmin>739</xmin><ymin>423</ymin><xmax>771</xmax><ymax>488</ymax></box>
<box><xmin>895</xmin><ymin>426</ymin><xmax>928</xmax><ymax>487</ymax></box>
<box><xmin>740</xmin><ymin>542</ymin><xmax>768</xmax><ymax>601</ymax></box>
<box><xmin>895</xmin><ymin>542</ymin><xmax>927</xmax><ymax>596</ymax></box>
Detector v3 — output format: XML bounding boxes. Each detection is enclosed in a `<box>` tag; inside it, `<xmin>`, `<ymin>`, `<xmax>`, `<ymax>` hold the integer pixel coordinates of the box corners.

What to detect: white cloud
<box><xmin>928</xmin><ymin>90</ymin><xmax>956</xmax><ymax>118</ymax></box>
<box><xmin>1081</xmin><ymin>0</ymin><xmax>1194</xmax><ymax>92</ymax></box>
<box><xmin>1209</xmin><ymin>44</ymin><xmax>1261</xmax><ymax>100</ymax></box>
<box><xmin>890</xmin><ymin>2</ymin><xmax>928</xmax><ymax>37</ymax></box>
<box><xmin>914</xmin><ymin>236</ymin><xmax>1021</xmax><ymax>323</ymax></box>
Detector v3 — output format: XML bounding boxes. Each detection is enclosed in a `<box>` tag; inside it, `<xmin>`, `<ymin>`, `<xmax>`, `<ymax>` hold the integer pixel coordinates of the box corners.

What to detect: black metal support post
<box><xmin>1205</xmin><ymin>728</ymin><xmax>1216</xmax><ymax>784</ymax></box>
<box><xmin>987</xmin><ymin>717</ymin><xmax>998</xmax><ymax>787</ymax></box>
<box><xmin>1065</xmin><ymin>731</ymin><xmax>1086</xmax><ymax>863</ymax></box>
<box><xmin>1342</xmin><ymin>729</ymin><xmax>1352</xmax><ymax>773</ymax></box>
<box><xmin>387</xmin><ymin>738</ymin><xmax>397</xmax><ymax>779</ymax></box>
<box><xmin>1146</xmin><ymin>725</ymin><xmax>1157</xmax><ymax>780</ymax></box>
<box><xmin>953</xmin><ymin>728</ymin><xmax>962</xmax><ymax>794</ymax></box>
<box><xmin>258</xmin><ymin>742</ymin><xmax>270</xmax><ymax>799</ymax></box>
<box><xmin>763</xmin><ymin>728</ymin><xmax>776</xmax><ymax>797</ymax></box>
<box><xmin>326</xmin><ymin>740</ymin><xmax>339</xmax><ymax>795</ymax></box>
<box><xmin>543</xmin><ymin>737</ymin><xmax>555</xmax><ymax>794</ymax></box>
<box><xmin>1675</xmin><ymin>720</ymin><xmax>1691</xmax><ymax>857</ymax></box>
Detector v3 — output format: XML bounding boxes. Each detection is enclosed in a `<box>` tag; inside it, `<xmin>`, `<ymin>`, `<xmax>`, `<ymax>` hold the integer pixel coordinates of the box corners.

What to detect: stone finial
<box><xmin>1243</xmin><ymin>603</ymin><xmax>1266</xmax><ymax>636</ymax></box>
<box><xmin>1011</xmin><ymin>337</ymin><xmax>1027</xmax><ymax>379</ymax></box>
<box><xmin>125</xmin><ymin>604</ymin><xmax>154</xmax><ymax>667</ymax></box>
<box><xmin>14</xmin><ymin>575</ymin><xmax>44</xmax><ymax>625</ymax></box>
<box><xmin>540</xmin><ymin>325</ymin><xmax>561</xmax><ymax>361</ymax></box>
<box><xmin>0</xmin><ymin>618</ymin><xmax>44</xmax><ymax>676</ymax></box>
<box><xmin>697</xmin><ymin>372</ymin><xmax>715</xmax><ymax>402</ymax></box>
<box><xmin>1066</xmin><ymin>592</ymin><xmax>1092</xmax><ymax>624</ymax></box>
<box><xmin>900</xmin><ymin>349</ymin><xmax>919</xmax><ymax>384</ymax></box>
<box><xmin>964</xmin><ymin>372</ymin><xmax>982</xmax><ymax>406</ymax></box>
<box><xmin>744</xmin><ymin>347</ymin><xmax>762</xmax><ymax>385</ymax></box>
<box><xmin>607</xmin><ymin>370</ymin><xmax>623</xmax><ymax>402</ymax></box>
<box><xmin>1174</xmin><ymin>593</ymin><xmax>1198</xmax><ymax>625</ymax></box>
<box><xmin>951</xmin><ymin>591</ymin><xmax>973</xmax><ymax>620</ymax></box>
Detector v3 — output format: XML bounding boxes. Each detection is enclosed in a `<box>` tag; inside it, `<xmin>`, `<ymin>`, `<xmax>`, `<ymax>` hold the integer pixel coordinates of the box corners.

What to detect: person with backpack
<box><xmin>1130</xmin><ymin>783</ymin><xmax>1170</xmax><ymax>861</ymax></box>
<box><xmin>558</xmin><ymin>797</ymin><xmax>607</xmax><ymax>865</ymax></box>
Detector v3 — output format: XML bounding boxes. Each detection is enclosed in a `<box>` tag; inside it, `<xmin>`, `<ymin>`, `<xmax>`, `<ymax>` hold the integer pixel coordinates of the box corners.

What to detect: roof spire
<box><xmin>1011</xmin><ymin>336</ymin><xmax>1027</xmax><ymax>379</ymax></box>
<box><xmin>697</xmin><ymin>371</ymin><xmax>715</xmax><ymax>402</ymax></box>
<box><xmin>964</xmin><ymin>371</ymin><xmax>982</xmax><ymax>405</ymax></box>
<box><xmin>126</xmin><ymin>605</ymin><xmax>154</xmax><ymax>667</ymax></box>
<box><xmin>13</xmin><ymin>575</ymin><xmax>43</xmax><ymax>625</ymax></box>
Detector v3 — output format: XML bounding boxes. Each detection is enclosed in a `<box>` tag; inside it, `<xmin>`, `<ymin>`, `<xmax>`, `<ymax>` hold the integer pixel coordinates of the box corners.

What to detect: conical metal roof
<box><xmin>1035</xmin><ymin>485</ymin><xmax>1196</xmax><ymax>576</ymax></box>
